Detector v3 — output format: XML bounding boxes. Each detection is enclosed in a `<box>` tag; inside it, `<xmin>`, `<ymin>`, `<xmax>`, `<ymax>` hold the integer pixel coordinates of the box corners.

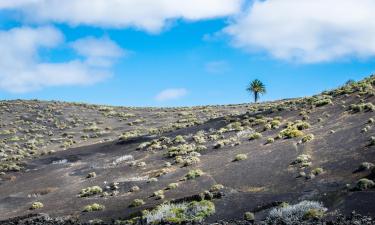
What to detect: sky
<box><xmin>0</xmin><ymin>0</ymin><xmax>375</xmax><ymax>107</ymax></box>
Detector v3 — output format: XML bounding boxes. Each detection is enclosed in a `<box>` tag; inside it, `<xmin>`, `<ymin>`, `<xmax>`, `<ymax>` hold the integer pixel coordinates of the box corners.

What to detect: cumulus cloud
<box><xmin>1</xmin><ymin>0</ymin><xmax>243</xmax><ymax>33</ymax></box>
<box><xmin>225</xmin><ymin>0</ymin><xmax>375</xmax><ymax>63</ymax></box>
<box><xmin>0</xmin><ymin>26</ymin><xmax>124</xmax><ymax>93</ymax></box>
<box><xmin>155</xmin><ymin>88</ymin><xmax>188</xmax><ymax>101</ymax></box>
<box><xmin>71</xmin><ymin>36</ymin><xmax>127</xmax><ymax>67</ymax></box>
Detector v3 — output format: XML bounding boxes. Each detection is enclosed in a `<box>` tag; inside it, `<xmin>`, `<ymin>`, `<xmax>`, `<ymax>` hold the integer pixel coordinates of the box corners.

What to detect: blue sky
<box><xmin>0</xmin><ymin>0</ymin><xmax>374</xmax><ymax>107</ymax></box>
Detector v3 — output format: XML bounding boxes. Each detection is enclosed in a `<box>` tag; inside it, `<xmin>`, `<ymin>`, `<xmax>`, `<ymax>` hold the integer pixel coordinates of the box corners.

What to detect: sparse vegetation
<box><xmin>79</xmin><ymin>186</ymin><xmax>103</xmax><ymax>197</ymax></box>
<box><xmin>234</xmin><ymin>154</ymin><xmax>248</xmax><ymax>161</ymax></box>
<box><xmin>130</xmin><ymin>199</ymin><xmax>145</xmax><ymax>207</ymax></box>
<box><xmin>266</xmin><ymin>201</ymin><xmax>327</xmax><ymax>224</ymax></box>
<box><xmin>244</xmin><ymin>212</ymin><xmax>255</xmax><ymax>221</ymax></box>
<box><xmin>349</xmin><ymin>103</ymin><xmax>375</xmax><ymax>112</ymax></box>
<box><xmin>302</xmin><ymin>134</ymin><xmax>314</xmax><ymax>143</ymax></box>
<box><xmin>30</xmin><ymin>202</ymin><xmax>44</xmax><ymax>210</ymax></box>
<box><xmin>167</xmin><ymin>183</ymin><xmax>179</xmax><ymax>190</ymax></box>
<box><xmin>83</xmin><ymin>203</ymin><xmax>105</xmax><ymax>212</ymax></box>
<box><xmin>353</xmin><ymin>178</ymin><xmax>375</xmax><ymax>191</ymax></box>
<box><xmin>185</xmin><ymin>169</ymin><xmax>203</xmax><ymax>180</ymax></box>
<box><xmin>248</xmin><ymin>132</ymin><xmax>262</xmax><ymax>140</ymax></box>
<box><xmin>143</xmin><ymin>200</ymin><xmax>215</xmax><ymax>224</ymax></box>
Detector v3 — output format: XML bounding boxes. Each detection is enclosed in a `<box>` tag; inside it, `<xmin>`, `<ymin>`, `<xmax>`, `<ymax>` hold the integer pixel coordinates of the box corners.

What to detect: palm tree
<box><xmin>247</xmin><ymin>79</ymin><xmax>266</xmax><ymax>103</ymax></box>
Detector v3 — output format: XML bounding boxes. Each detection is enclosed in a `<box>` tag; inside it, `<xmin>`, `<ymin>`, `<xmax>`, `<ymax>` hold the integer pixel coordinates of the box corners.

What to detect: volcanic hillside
<box><xmin>1</xmin><ymin>76</ymin><xmax>375</xmax><ymax>225</ymax></box>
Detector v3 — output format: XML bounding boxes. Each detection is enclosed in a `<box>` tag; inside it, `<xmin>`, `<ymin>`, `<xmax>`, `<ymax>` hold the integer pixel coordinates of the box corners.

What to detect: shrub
<box><xmin>130</xmin><ymin>186</ymin><xmax>140</xmax><ymax>192</ymax></box>
<box><xmin>292</xmin><ymin>154</ymin><xmax>311</xmax><ymax>165</ymax></box>
<box><xmin>185</xmin><ymin>169</ymin><xmax>203</xmax><ymax>180</ymax></box>
<box><xmin>354</xmin><ymin>178</ymin><xmax>375</xmax><ymax>191</ymax></box>
<box><xmin>302</xmin><ymin>134</ymin><xmax>314</xmax><ymax>143</ymax></box>
<box><xmin>350</xmin><ymin>103</ymin><xmax>375</xmax><ymax>112</ymax></box>
<box><xmin>168</xmin><ymin>144</ymin><xmax>196</xmax><ymax>157</ymax></box>
<box><xmin>209</xmin><ymin>184</ymin><xmax>224</xmax><ymax>192</ymax></box>
<box><xmin>244</xmin><ymin>212</ymin><xmax>255</xmax><ymax>221</ymax></box>
<box><xmin>266</xmin><ymin>138</ymin><xmax>275</xmax><ymax>144</ymax></box>
<box><xmin>213</xmin><ymin>138</ymin><xmax>239</xmax><ymax>149</ymax></box>
<box><xmin>130</xmin><ymin>199</ymin><xmax>145</xmax><ymax>207</ymax></box>
<box><xmin>280</xmin><ymin>128</ymin><xmax>304</xmax><ymax>139</ymax></box>
<box><xmin>183</xmin><ymin>156</ymin><xmax>200</xmax><ymax>166</ymax></box>
<box><xmin>79</xmin><ymin>186</ymin><xmax>103</xmax><ymax>197</ymax></box>
<box><xmin>87</xmin><ymin>172</ymin><xmax>96</xmax><ymax>178</ymax></box>
<box><xmin>153</xmin><ymin>190</ymin><xmax>165</xmax><ymax>200</ymax></box>
<box><xmin>136</xmin><ymin>161</ymin><xmax>146</xmax><ymax>167</ymax></box>
<box><xmin>303</xmin><ymin>208</ymin><xmax>325</xmax><ymax>220</ymax></box>
<box><xmin>144</xmin><ymin>200</ymin><xmax>215</xmax><ymax>224</ymax></box>
<box><xmin>83</xmin><ymin>203</ymin><xmax>105</xmax><ymax>212</ymax></box>
<box><xmin>271</xmin><ymin>120</ymin><xmax>281</xmax><ymax>128</ymax></box>
<box><xmin>119</xmin><ymin>130</ymin><xmax>141</xmax><ymax>141</ymax></box>
<box><xmin>192</xmin><ymin>133</ymin><xmax>206</xmax><ymax>144</ymax></box>
<box><xmin>30</xmin><ymin>202</ymin><xmax>44</xmax><ymax>210</ymax></box>
<box><xmin>315</xmin><ymin>99</ymin><xmax>332</xmax><ymax>107</ymax></box>
<box><xmin>358</xmin><ymin>162</ymin><xmax>374</xmax><ymax>171</ymax></box>
<box><xmin>174</xmin><ymin>135</ymin><xmax>186</xmax><ymax>144</ymax></box>
<box><xmin>248</xmin><ymin>132</ymin><xmax>262</xmax><ymax>140</ymax></box>
<box><xmin>167</xmin><ymin>183</ymin><xmax>179</xmax><ymax>190</ymax></box>
<box><xmin>234</xmin><ymin>154</ymin><xmax>247</xmax><ymax>161</ymax></box>
<box><xmin>148</xmin><ymin>177</ymin><xmax>158</xmax><ymax>183</ymax></box>
<box><xmin>311</xmin><ymin>168</ymin><xmax>324</xmax><ymax>175</ymax></box>
<box><xmin>370</xmin><ymin>136</ymin><xmax>375</xmax><ymax>146</ymax></box>
<box><xmin>266</xmin><ymin>201</ymin><xmax>327</xmax><ymax>224</ymax></box>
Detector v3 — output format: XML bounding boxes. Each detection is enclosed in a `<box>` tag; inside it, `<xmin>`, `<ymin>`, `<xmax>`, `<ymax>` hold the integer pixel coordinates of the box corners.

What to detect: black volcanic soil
<box><xmin>1</xmin><ymin>79</ymin><xmax>375</xmax><ymax>224</ymax></box>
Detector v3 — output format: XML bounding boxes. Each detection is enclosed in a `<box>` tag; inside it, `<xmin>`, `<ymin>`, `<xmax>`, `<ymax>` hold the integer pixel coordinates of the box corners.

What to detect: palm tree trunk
<box><xmin>254</xmin><ymin>92</ymin><xmax>259</xmax><ymax>103</ymax></box>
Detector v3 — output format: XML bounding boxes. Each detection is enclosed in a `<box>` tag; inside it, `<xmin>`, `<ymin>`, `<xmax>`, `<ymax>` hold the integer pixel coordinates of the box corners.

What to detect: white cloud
<box><xmin>0</xmin><ymin>26</ymin><xmax>124</xmax><ymax>93</ymax></box>
<box><xmin>225</xmin><ymin>0</ymin><xmax>375</xmax><ymax>63</ymax></box>
<box><xmin>2</xmin><ymin>0</ymin><xmax>244</xmax><ymax>33</ymax></box>
<box><xmin>155</xmin><ymin>88</ymin><xmax>188</xmax><ymax>101</ymax></box>
<box><xmin>71</xmin><ymin>36</ymin><xmax>127</xmax><ymax>67</ymax></box>
<box><xmin>205</xmin><ymin>60</ymin><xmax>229</xmax><ymax>74</ymax></box>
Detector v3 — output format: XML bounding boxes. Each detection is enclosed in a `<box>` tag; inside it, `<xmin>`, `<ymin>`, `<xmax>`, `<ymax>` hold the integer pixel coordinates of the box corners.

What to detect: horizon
<box><xmin>1</xmin><ymin>0</ymin><xmax>375</xmax><ymax>107</ymax></box>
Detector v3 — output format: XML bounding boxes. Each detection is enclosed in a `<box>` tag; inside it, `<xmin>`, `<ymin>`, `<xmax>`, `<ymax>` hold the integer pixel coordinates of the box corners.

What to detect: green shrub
<box><xmin>130</xmin><ymin>199</ymin><xmax>145</xmax><ymax>207</ymax></box>
<box><xmin>294</xmin><ymin>121</ymin><xmax>310</xmax><ymax>130</ymax></box>
<box><xmin>303</xmin><ymin>208</ymin><xmax>325</xmax><ymax>220</ymax></box>
<box><xmin>168</xmin><ymin>144</ymin><xmax>196</xmax><ymax>157</ymax></box>
<box><xmin>130</xmin><ymin>186</ymin><xmax>140</xmax><ymax>192</ymax></box>
<box><xmin>144</xmin><ymin>200</ymin><xmax>215</xmax><ymax>224</ymax></box>
<box><xmin>244</xmin><ymin>212</ymin><xmax>255</xmax><ymax>221</ymax></box>
<box><xmin>79</xmin><ymin>186</ymin><xmax>103</xmax><ymax>197</ymax></box>
<box><xmin>83</xmin><ymin>203</ymin><xmax>105</xmax><ymax>212</ymax></box>
<box><xmin>280</xmin><ymin>128</ymin><xmax>304</xmax><ymax>139</ymax></box>
<box><xmin>292</xmin><ymin>154</ymin><xmax>311</xmax><ymax>165</ymax></box>
<box><xmin>167</xmin><ymin>183</ymin><xmax>179</xmax><ymax>190</ymax></box>
<box><xmin>354</xmin><ymin>178</ymin><xmax>375</xmax><ymax>191</ymax></box>
<box><xmin>302</xmin><ymin>134</ymin><xmax>314</xmax><ymax>143</ymax></box>
<box><xmin>183</xmin><ymin>156</ymin><xmax>200</xmax><ymax>166</ymax></box>
<box><xmin>153</xmin><ymin>190</ymin><xmax>165</xmax><ymax>200</ymax></box>
<box><xmin>311</xmin><ymin>168</ymin><xmax>324</xmax><ymax>175</ymax></box>
<box><xmin>248</xmin><ymin>132</ymin><xmax>262</xmax><ymax>140</ymax></box>
<box><xmin>174</xmin><ymin>135</ymin><xmax>186</xmax><ymax>144</ymax></box>
<box><xmin>358</xmin><ymin>162</ymin><xmax>374</xmax><ymax>171</ymax></box>
<box><xmin>87</xmin><ymin>172</ymin><xmax>96</xmax><ymax>178</ymax></box>
<box><xmin>30</xmin><ymin>202</ymin><xmax>44</xmax><ymax>210</ymax></box>
<box><xmin>185</xmin><ymin>169</ymin><xmax>203</xmax><ymax>180</ymax></box>
<box><xmin>314</xmin><ymin>99</ymin><xmax>332</xmax><ymax>107</ymax></box>
<box><xmin>270</xmin><ymin>120</ymin><xmax>281</xmax><ymax>128</ymax></box>
<box><xmin>234</xmin><ymin>154</ymin><xmax>247</xmax><ymax>161</ymax></box>
<box><xmin>266</xmin><ymin>137</ymin><xmax>275</xmax><ymax>144</ymax></box>
<box><xmin>209</xmin><ymin>184</ymin><xmax>224</xmax><ymax>192</ymax></box>
<box><xmin>350</xmin><ymin>103</ymin><xmax>375</xmax><ymax>112</ymax></box>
